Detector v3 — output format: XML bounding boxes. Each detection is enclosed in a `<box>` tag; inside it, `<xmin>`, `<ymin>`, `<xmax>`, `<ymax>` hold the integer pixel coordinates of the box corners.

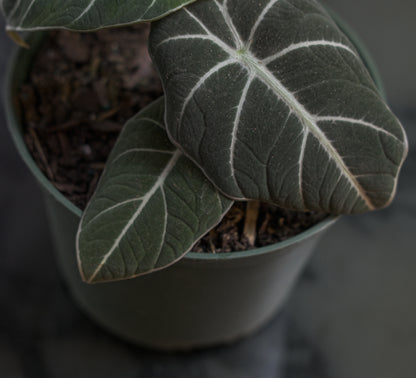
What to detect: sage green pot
<box><xmin>4</xmin><ymin>18</ymin><xmax>382</xmax><ymax>350</ymax></box>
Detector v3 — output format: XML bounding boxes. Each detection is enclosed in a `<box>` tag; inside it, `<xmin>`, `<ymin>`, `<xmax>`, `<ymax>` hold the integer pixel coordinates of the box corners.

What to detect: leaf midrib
<box><xmin>177</xmin><ymin>7</ymin><xmax>374</xmax><ymax>209</ymax></box>
<box><xmin>238</xmin><ymin>50</ymin><xmax>374</xmax><ymax>210</ymax></box>
<box><xmin>83</xmin><ymin>149</ymin><xmax>182</xmax><ymax>283</ymax></box>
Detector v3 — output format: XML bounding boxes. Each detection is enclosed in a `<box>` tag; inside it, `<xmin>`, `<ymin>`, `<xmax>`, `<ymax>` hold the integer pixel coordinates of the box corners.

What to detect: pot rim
<box><xmin>4</xmin><ymin>12</ymin><xmax>384</xmax><ymax>261</ymax></box>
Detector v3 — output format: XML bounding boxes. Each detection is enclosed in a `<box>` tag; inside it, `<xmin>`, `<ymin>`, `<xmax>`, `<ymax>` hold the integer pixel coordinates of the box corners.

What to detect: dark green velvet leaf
<box><xmin>149</xmin><ymin>0</ymin><xmax>408</xmax><ymax>214</ymax></box>
<box><xmin>1</xmin><ymin>0</ymin><xmax>196</xmax><ymax>31</ymax></box>
<box><xmin>77</xmin><ymin>99</ymin><xmax>232</xmax><ymax>283</ymax></box>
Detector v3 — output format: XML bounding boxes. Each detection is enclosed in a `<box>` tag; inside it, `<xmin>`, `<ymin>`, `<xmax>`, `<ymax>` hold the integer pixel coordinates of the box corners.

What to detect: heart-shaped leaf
<box><xmin>1</xmin><ymin>0</ymin><xmax>196</xmax><ymax>31</ymax></box>
<box><xmin>150</xmin><ymin>0</ymin><xmax>408</xmax><ymax>214</ymax></box>
<box><xmin>77</xmin><ymin>99</ymin><xmax>232</xmax><ymax>283</ymax></box>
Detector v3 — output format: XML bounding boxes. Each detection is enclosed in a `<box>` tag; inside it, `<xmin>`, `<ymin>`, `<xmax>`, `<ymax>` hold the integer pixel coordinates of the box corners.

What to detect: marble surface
<box><xmin>1</xmin><ymin>5</ymin><xmax>415</xmax><ymax>378</ymax></box>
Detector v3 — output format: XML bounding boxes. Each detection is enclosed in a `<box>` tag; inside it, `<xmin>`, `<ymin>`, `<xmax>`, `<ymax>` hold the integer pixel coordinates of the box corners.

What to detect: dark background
<box><xmin>1</xmin><ymin>1</ymin><xmax>415</xmax><ymax>377</ymax></box>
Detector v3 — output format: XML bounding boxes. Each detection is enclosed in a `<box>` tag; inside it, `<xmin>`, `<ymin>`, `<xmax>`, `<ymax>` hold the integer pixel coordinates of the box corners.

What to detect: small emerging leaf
<box><xmin>77</xmin><ymin>99</ymin><xmax>233</xmax><ymax>283</ymax></box>
<box><xmin>150</xmin><ymin>0</ymin><xmax>408</xmax><ymax>214</ymax></box>
<box><xmin>2</xmin><ymin>0</ymin><xmax>197</xmax><ymax>31</ymax></box>
<box><xmin>6</xmin><ymin>30</ymin><xmax>29</xmax><ymax>48</ymax></box>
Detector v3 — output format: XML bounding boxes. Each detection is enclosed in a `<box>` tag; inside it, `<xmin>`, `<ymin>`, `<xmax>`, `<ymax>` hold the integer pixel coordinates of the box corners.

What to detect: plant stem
<box><xmin>243</xmin><ymin>201</ymin><xmax>260</xmax><ymax>247</ymax></box>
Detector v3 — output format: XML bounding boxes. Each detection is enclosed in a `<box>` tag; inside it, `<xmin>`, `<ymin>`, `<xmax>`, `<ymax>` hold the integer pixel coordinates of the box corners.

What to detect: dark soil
<box><xmin>19</xmin><ymin>25</ymin><xmax>327</xmax><ymax>253</ymax></box>
<box><xmin>20</xmin><ymin>24</ymin><xmax>163</xmax><ymax>209</ymax></box>
<box><xmin>193</xmin><ymin>202</ymin><xmax>327</xmax><ymax>252</ymax></box>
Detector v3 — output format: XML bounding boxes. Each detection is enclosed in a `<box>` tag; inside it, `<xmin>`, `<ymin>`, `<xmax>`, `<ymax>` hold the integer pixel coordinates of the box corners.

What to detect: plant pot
<box><xmin>4</xmin><ymin>18</ymin><xmax>383</xmax><ymax>350</ymax></box>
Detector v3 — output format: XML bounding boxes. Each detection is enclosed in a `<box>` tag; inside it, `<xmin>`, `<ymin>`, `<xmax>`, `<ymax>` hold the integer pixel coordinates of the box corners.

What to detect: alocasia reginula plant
<box><xmin>2</xmin><ymin>0</ymin><xmax>408</xmax><ymax>283</ymax></box>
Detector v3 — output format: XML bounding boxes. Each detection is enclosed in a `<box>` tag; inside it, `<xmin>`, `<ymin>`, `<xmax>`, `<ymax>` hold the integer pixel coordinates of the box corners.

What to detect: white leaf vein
<box><xmin>112</xmin><ymin>148</ymin><xmax>175</xmax><ymax>165</ymax></box>
<box><xmin>18</xmin><ymin>0</ymin><xmax>35</xmax><ymax>27</ymax></box>
<box><xmin>179</xmin><ymin>58</ymin><xmax>236</xmax><ymax>127</ymax></box>
<box><xmin>298</xmin><ymin>130</ymin><xmax>309</xmax><ymax>207</ymax></box>
<box><xmin>248</xmin><ymin>0</ymin><xmax>280</xmax><ymax>46</ymax></box>
<box><xmin>262</xmin><ymin>40</ymin><xmax>357</xmax><ymax>65</ymax></box>
<box><xmin>214</xmin><ymin>0</ymin><xmax>243</xmax><ymax>48</ymax></box>
<box><xmin>184</xmin><ymin>8</ymin><xmax>212</xmax><ymax>34</ymax></box>
<box><xmin>86</xmin><ymin>197</ymin><xmax>144</xmax><ymax>227</ymax></box>
<box><xmin>157</xmin><ymin>34</ymin><xmax>234</xmax><ymax>55</ymax></box>
<box><xmin>315</xmin><ymin>116</ymin><xmax>404</xmax><ymax>144</ymax></box>
<box><xmin>70</xmin><ymin>0</ymin><xmax>97</xmax><ymax>25</ymax></box>
<box><xmin>138</xmin><ymin>117</ymin><xmax>165</xmax><ymax>129</ymax></box>
<box><xmin>153</xmin><ymin>186</ymin><xmax>168</xmax><ymax>268</ymax></box>
<box><xmin>229</xmin><ymin>73</ymin><xmax>254</xmax><ymax>191</ymax></box>
<box><xmin>180</xmin><ymin>8</ymin><xmax>237</xmax><ymax>55</ymax></box>
<box><xmin>142</xmin><ymin>0</ymin><xmax>157</xmax><ymax>16</ymax></box>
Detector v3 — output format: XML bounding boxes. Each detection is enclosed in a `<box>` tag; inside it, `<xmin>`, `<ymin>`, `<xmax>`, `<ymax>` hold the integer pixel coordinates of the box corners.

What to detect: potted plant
<box><xmin>2</xmin><ymin>0</ymin><xmax>408</xmax><ymax>350</ymax></box>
